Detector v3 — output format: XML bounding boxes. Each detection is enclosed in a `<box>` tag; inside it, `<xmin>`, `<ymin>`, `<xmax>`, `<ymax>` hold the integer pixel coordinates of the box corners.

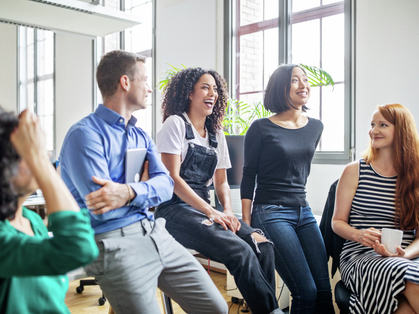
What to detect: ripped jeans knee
<box><xmin>250</xmin><ymin>230</ymin><xmax>273</xmax><ymax>253</ymax></box>
<box><xmin>201</xmin><ymin>218</ymin><xmax>214</xmax><ymax>226</ymax></box>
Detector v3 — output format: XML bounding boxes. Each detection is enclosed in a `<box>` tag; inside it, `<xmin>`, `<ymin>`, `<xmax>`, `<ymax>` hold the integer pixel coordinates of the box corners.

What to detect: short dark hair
<box><xmin>96</xmin><ymin>50</ymin><xmax>146</xmax><ymax>99</ymax></box>
<box><xmin>0</xmin><ymin>107</ymin><xmax>20</xmax><ymax>221</ymax></box>
<box><xmin>161</xmin><ymin>67</ymin><xmax>229</xmax><ymax>133</ymax></box>
<box><xmin>264</xmin><ymin>64</ymin><xmax>308</xmax><ymax>114</ymax></box>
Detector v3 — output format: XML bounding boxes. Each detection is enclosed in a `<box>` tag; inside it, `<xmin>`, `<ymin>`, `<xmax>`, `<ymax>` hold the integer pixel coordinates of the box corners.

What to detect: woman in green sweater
<box><xmin>0</xmin><ymin>107</ymin><xmax>98</xmax><ymax>314</ymax></box>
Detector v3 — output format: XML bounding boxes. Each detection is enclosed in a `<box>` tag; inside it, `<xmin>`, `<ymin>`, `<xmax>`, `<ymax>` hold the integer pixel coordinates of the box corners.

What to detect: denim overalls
<box><xmin>155</xmin><ymin>114</ymin><xmax>281</xmax><ymax>314</ymax></box>
<box><xmin>177</xmin><ymin>114</ymin><xmax>218</xmax><ymax>203</ymax></box>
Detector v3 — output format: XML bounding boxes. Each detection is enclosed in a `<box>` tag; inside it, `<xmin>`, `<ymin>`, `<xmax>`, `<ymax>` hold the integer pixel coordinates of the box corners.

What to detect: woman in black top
<box><xmin>241</xmin><ymin>64</ymin><xmax>334</xmax><ymax>314</ymax></box>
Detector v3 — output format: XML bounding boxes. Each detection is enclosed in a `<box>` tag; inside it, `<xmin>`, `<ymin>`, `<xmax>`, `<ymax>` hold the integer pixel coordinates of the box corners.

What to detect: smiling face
<box><xmin>288</xmin><ymin>66</ymin><xmax>311</xmax><ymax>109</ymax></box>
<box><xmin>188</xmin><ymin>73</ymin><xmax>218</xmax><ymax>118</ymax></box>
<box><xmin>369</xmin><ymin>110</ymin><xmax>395</xmax><ymax>150</ymax></box>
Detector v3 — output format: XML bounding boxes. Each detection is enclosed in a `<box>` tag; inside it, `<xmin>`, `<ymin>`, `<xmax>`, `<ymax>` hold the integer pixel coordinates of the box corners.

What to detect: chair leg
<box><xmin>161</xmin><ymin>291</ymin><xmax>174</xmax><ymax>314</ymax></box>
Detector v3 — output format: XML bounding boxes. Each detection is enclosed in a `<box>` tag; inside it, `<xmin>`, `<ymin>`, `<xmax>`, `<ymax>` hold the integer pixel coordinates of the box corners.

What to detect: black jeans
<box><xmin>155</xmin><ymin>200</ymin><xmax>281</xmax><ymax>314</ymax></box>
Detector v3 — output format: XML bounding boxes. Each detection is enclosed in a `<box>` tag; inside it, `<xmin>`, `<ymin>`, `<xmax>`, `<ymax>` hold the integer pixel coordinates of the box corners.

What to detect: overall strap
<box><xmin>177</xmin><ymin>114</ymin><xmax>195</xmax><ymax>140</ymax></box>
<box><xmin>177</xmin><ymin>114</ymin><xmax>218</xmax><ymax>148</ymax></box>
<box><xmin>205</xmin><ymin>120</ymin><xmax>218</xmax><ymax>149</ymax></box>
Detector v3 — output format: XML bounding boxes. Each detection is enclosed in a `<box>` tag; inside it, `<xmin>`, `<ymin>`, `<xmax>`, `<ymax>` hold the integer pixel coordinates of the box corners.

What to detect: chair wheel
<box><xmin>76</xmin><ymin>286</ymin><xmax>84</xmax><ymax>294</ymax></box>
<box><xmin>98</xmin><ymin>297</ymin><xmax>106</xmax><ymax>306</ymax></box>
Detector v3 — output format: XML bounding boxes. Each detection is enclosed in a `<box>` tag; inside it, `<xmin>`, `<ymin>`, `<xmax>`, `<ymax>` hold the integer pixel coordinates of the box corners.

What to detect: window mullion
<box><xmin>34</xmin><ymin>30</ymin><xmax>38</xmax><ymax>115</ymax></box>
<box><xmin>278</xmin><ymin>0</ymin><xmax>291</xmax><ymax>64</ymax></box>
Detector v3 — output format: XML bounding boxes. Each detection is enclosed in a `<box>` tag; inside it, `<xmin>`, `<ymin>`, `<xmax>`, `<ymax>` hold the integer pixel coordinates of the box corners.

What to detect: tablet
<box><xmin>125</xmin><ymin>148</ymin><xmax>147</xmax><ymax>183</ymax></box>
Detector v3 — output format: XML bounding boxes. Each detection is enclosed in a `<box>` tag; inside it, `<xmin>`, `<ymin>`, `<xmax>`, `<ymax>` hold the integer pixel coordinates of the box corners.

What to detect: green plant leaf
<box><xmin>157</xmin><ymin>64</ymin><xmax>187</xmax><ymax>92</ymax></box>
<box><xmin>299</xmin><ymin>64</ymin><xmax>335</xmax><ymax>90</ymax></box>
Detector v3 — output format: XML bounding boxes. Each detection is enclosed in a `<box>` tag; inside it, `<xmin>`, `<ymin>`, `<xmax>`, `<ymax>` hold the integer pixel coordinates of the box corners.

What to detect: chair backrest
<box><xmin>319</xmin><ymin>179</ymin><xmax>346</xmax><ymax>277</ymax></box>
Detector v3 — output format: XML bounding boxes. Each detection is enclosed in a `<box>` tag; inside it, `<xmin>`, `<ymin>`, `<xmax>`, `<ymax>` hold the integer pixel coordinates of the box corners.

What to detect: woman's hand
<box><xmin>207</xmin><ymin>211</ymin><xmax>240</xmax><ymax>233</ymax></box>
<box><xmin>10</xmin><ymin>109</ymin><xmax>47</xmax><ymax>163</ymax></box>
<box><xmin>373</xmin><ymin>240</ymin><xmax>405</xmax><ymax>257</ymax></box>
<box><xmin>223</xmin><ymin>209</ymin><xmax>241</xmax><ymax>233</ymax></box>
<box><xmin>356</xmin><ymin>227</ymin><xmax>382</xmax><ymax>248</ymax></box>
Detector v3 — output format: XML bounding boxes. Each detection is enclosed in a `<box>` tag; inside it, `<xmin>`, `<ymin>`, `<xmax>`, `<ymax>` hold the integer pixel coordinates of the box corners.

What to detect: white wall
<box><xmin>0</xmin><ymin>23</ymin><xmax>17</xmax><ymax>113</ymax></box>
<box><xmin>55</xmin><ymin>32</ymin><xmax>94</xmax><ymax>155</ymax></box>
<box><xmin>155</xmin><ymin>0</ymin><xmax>223</xmax><ymax>131</ymax></box>
<box><xmin>355</xmin><ymin>0</ymin><xmax>419</xmax><ymax>153</ymax></box>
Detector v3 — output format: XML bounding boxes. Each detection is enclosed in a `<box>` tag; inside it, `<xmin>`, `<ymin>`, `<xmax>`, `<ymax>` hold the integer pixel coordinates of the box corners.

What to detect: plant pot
<box><xmin>225</xmin><ymin>135</ymin><xmax>245</xmax><ymax>188</ymax></box>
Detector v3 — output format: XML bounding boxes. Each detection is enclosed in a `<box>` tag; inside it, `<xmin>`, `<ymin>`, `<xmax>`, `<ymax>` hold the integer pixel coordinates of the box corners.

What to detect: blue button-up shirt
<box><xmin>59</xmin><ymin>104</ymin><xmax>174</xmax><ymax>234</ymax></box>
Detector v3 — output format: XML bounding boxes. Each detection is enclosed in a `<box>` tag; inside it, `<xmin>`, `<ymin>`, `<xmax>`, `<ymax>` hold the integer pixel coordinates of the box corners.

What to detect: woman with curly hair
<box><xmin>0</xmin><ymin>108</ymin><xmax>98</xmax><ymax>314</ymax></box>
<box><xmin>333</xmin><ymin>104</ymin><xmax>419</xmax><ymax>314</ymax></box>
<box><xmin>155</xmin><ymin>68</ymin><xmax>283</xmax><ymax>314</ymax></box>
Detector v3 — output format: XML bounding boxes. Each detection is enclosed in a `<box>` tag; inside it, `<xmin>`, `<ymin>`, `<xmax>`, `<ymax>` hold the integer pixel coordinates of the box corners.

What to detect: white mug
<box><xmin>381</xmin><ymin>228</ymin><xmax>403</xmax><ymax>254</ymax></box>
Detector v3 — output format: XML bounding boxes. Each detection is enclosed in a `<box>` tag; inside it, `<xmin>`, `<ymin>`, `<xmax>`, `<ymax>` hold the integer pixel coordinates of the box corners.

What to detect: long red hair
<box><xmin>363</xmin><ymin>104</ymin><xmax>419</xmax><ymax>230</ymax></box>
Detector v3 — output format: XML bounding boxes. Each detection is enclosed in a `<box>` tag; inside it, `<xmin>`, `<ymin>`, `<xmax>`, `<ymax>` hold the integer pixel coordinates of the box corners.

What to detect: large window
<box><xmin>18</xmin><ymin>27</ymin><xmax>55</xmax><ymax>153</ymax></box>
<box><xmin>231</xmin><ymin>0</ymin><xmax>351</xmax><ymax>163</ymax></box>
<box><xmin>97</xmin><ymin>0</ymin><xmax>155</xmax><ymax>137</ymax></box>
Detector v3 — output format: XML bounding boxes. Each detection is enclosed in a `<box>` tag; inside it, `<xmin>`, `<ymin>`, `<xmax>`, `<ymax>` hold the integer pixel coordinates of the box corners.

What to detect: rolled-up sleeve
<box><xmin>128</xmin><ymin>138</ymin><xmax>174</xmax><ymax>208</ymax></box>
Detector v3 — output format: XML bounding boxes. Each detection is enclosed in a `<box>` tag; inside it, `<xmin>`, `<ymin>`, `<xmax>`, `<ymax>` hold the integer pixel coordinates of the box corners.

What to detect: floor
<box><xmin>65</xmin><ymin>271</ymin><xmax>280</xmax><ymax>314</ymax></box>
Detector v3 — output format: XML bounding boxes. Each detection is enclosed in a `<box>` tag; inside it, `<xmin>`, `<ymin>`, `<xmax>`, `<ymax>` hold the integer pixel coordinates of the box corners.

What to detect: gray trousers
<box><xmin>85</xmin><ymin>218</ymin><xmax>227</xmax><ymax>314</ymax></box>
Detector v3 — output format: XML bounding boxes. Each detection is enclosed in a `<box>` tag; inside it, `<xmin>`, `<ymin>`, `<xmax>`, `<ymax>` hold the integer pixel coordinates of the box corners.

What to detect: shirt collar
<box><xmin>95</xmin><ymin>104</ymin><xmax>137</xmax><ymax>127</ymax></box>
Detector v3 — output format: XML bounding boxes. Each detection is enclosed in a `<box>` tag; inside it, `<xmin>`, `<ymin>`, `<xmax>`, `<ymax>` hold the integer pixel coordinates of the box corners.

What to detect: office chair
<box><xmin>76</xmin><ymin>279</ymin><xmax>107</xmax><ymax>305</ymax></box>
<box><xmin>319</xmin><ymin>179</ymin><xmax>351</xmax><ymax>314</ymax></box>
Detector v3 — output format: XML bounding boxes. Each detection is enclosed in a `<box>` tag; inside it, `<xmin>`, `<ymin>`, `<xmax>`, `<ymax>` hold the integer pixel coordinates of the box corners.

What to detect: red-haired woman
<box><xmin>333</xmin><ymin>104</ymin><xmax>419</xmax><ymax>314</ymax></box>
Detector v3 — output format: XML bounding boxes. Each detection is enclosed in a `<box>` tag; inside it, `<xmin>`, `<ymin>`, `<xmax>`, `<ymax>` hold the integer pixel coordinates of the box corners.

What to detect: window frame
<box><xmin>225</xmin><ymin>0</ymin><xmax>353</xmax><ymax>164</ymax></box>
<box><xmin>17</xmin><ymin>26</ymin><xmax>56</xmax><ymax>154</ymax></box>
<box><xmin>94</xmin><ymin>0</ymin><xmax>157</xmax><ymax>139</ymax></box>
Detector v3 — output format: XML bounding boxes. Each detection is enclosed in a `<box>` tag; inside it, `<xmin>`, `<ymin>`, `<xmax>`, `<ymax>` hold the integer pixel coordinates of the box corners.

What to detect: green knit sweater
<box><xmin>0</xmin><ymin>207</ymin><xmax>98</xmax><ymax>314</ymax></box>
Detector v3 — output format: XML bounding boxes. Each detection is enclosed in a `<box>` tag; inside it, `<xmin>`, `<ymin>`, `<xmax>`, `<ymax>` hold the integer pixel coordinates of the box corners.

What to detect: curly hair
<box><xmin>0</xmin><ymin>107</ymin><xmax>19</xmax><ymax>221</ymax></box>
<box><xmin>161</xmin><ymin>68</ymin><xmax>229</xmax><ymax>133</ymax></box>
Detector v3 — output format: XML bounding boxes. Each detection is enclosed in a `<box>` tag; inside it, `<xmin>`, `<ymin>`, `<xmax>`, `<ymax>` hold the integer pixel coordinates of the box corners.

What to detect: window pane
<box><xmin>39</xmin><ymin>115</ymin><xmax>54</xmax><ymax>151</ymax></box>
<box><xmin>26</xmin><ymin>83</ymin><xmax>35</xmax><ymax>112</ymax></box>
<box><xmin>322</xmin><ymin>0</ymin><xmax>343</xmax><ymax>5</ymax></box>
<box><xmin>37</xmin><ymin>30</ymin><xmax>54</xmax><ymax>77</ymax></box>
<box><xmin>306</xmin><ymin>86</ymin><xmax>320</xmax><ymax>120</ymax></box>
<box><xmin>133</xmin><ymin>105</ymin><xmax>152</xmax><ymax>136</ymax></box>
<box><xmin>37</xmin><ymin>79</ymin><xmax>54</xmax><ymax>116</ymax></box>
<box><xmin>145</xmin><ymin>57</ymin><xmax>153</xmax><ymax>105</ymax></box>
<box><xmin>319</xmin><ymin>83</ymin><xmax>344</xmax><ymax>151</ymax></box>
<box><xmin>236</xmin><ymin>92</ymin><xmax>265</xmax><ymax>134</ymax></box>
<box><xmin>239</xmin><ymin>31</ymin><xmax>264</xmax><ymax>94</ymax></box>
<box><xmin>240</xmin><ymin>0</ymin><xmax>263</xmax><ymax>26</ymax></box>
<box><xmin>103</xmin><ymin>0</ymin><xmax>119</xmax><ymax>10</ymax></box>
<box><xmin>291</xmin><ymin>19</ymin><xmax>320</xmax><ymax>67</ymax></box>
<box><xmin>264</xmin><ymin>0</ymin><xmax>278</xmax><ymax>20</ymax></box>
<box><xmin>103</xmin><ymin>32</ymin><xmax>120</xmax><ymax>53</ymax></box>
<box><xmin>26</xmin><ymin>28</ymin><xmax>35</xmax><ymax>81</ymax></box>
<box><xmin>264</xmin><ymin>28</ymin><xmax>278</xmax><ymax>89</ymax></box>
<box><xmin>292</xmin><ymin>0</ymin><xmax>320</xmax><ymax>13</ymax></box>
<box><xmin>126</xmin><ymin>0</ymin><xmax>151</xmax><ymax>9</ymax></box>
<box><xmin>322</xmin><ymin>14</ymin><xmax>344</xmax><ymax>82</ymax></box>
<box><xmin>125</xmin><ymin>2</ymin><xmax>152</xmax><ymax>53</ymax></box>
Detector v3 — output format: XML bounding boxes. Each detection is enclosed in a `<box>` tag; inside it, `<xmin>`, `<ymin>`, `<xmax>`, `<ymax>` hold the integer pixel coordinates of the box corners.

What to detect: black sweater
<box><xmin>240</xmin><ymin>117</ymin><xmax>323</xmax><ymax>206</ymax></box>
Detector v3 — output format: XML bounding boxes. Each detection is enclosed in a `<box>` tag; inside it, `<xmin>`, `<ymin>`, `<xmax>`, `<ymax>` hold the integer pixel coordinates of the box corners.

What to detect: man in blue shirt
<box><xmin>59</xmin><ymin>50</ymin><xmax>227</xmax><ymax>314</ymax></box>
